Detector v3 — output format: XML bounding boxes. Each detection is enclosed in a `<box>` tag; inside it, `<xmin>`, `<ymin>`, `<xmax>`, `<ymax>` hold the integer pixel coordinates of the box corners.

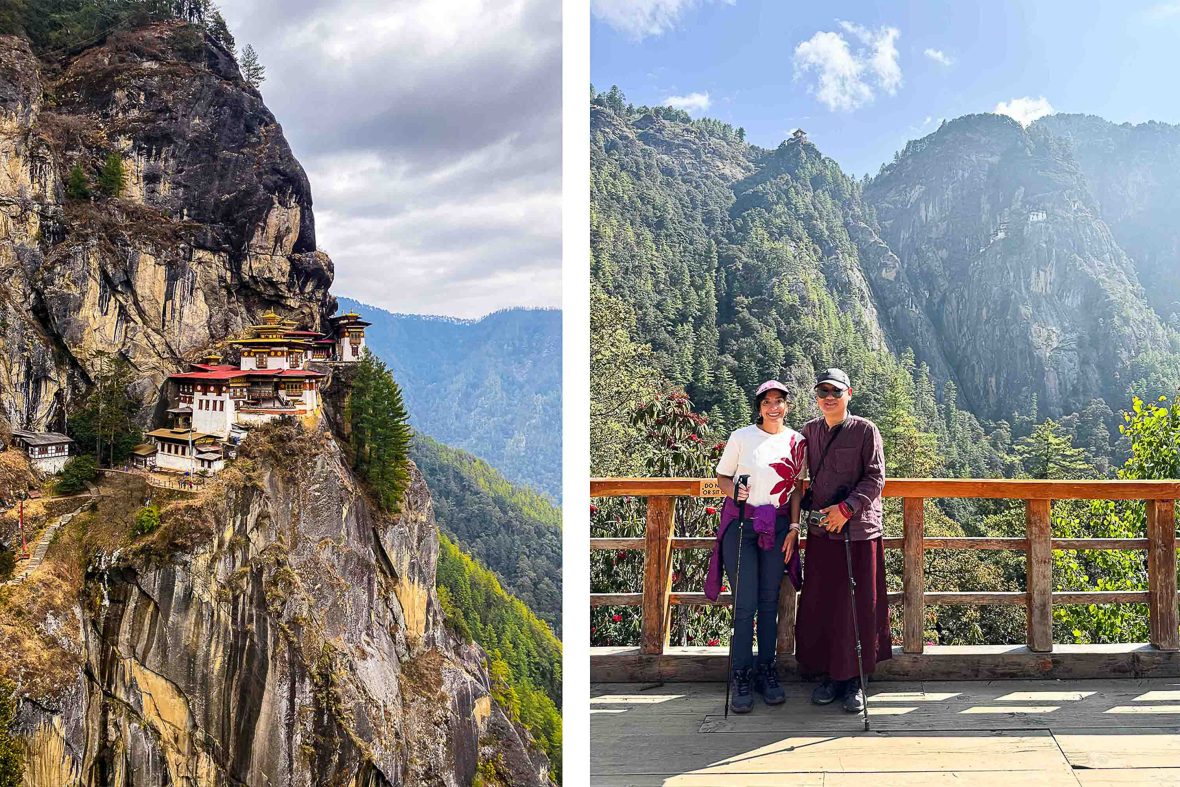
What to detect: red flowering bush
<box><xmin>590</xmin><ymin>392</ymin><xmax>734</xmax><ymax>650</ymax></box>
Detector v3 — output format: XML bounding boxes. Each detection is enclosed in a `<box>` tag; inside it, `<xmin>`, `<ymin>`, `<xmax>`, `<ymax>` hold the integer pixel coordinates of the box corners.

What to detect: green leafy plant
<box><xmin>0</xmin><ymin>679</ymin><xmax>22</xmax><ymax>787</ymax></box>
<box><xmin>133</xmin><ymin>504</ymin><xmax>160</xmax><ymax>536</ymax></box>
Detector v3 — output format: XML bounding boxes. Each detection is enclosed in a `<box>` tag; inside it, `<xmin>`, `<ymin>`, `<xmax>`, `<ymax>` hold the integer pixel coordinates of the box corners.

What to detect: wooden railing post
<box><xmin>1026</xmin><ymin>499</ymin><xmax>1053</xmax><ymax>653</ymax></box>
<box><xmin>1147</xmin><ymin>499</ymin><xmax>1179</xmax><ymax>651</ymax></box>
<box><xmin>777</xmin><ymin>576</ymin><xmax>797</xmax><ymax>657</ymax></box>
<box><xmin>903</xmin><ymin>498</ymin><xmax>926</xmax><ymax>654</ymax></box>
<box><xmin>641</xmin><ymin>496</ymin><xmax>675</xmax><ymax>655</ymax></box>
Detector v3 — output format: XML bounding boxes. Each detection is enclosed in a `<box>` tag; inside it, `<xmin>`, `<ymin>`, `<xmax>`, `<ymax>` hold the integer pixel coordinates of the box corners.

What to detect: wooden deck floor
<box><xmin>591</xmin><ymin>678</ymin><xmax>1180</xmax><ymax>785</ymax></box>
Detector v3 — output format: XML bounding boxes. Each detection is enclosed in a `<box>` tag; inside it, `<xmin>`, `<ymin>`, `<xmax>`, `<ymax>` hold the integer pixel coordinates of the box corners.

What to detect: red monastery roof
<box><xmin>169</xmin><ymin>366</ymin><xmax>324</xmax><ymax>382</ymax></box>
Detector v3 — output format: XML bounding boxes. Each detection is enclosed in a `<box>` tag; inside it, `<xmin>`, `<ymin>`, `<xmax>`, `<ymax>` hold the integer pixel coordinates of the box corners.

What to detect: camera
<box><xmin>802</xmin><ymin>509</ymin><xmax>826</xmax><ymax>529</ymax></box>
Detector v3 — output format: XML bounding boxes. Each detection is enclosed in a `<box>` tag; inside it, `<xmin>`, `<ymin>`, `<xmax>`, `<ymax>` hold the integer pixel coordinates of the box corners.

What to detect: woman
<box><xmin>706</xmin><ymin>379</ymin><xmax>806</xmax><ymax>713</ymax></box>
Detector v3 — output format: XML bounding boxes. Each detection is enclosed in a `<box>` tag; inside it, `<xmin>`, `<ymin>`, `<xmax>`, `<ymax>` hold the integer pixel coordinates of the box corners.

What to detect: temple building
<box><xmin>10</xmin><ymin>430</ymin><xmax>74</xmax><ymax>474</ymax></box>
<box><xmin>143</xmin><ymin>428</ymin><xmax>226</xmax><ymax>474</ymax></box>
<box><xmin>145</xmin><ymin>310</ymin><xmax>369</xmax><ymax>474</ymax></box>
<box><xmin>328</xmin><ymin>312</ymin><xmax>371</xmax><ymax>362</ymax></box>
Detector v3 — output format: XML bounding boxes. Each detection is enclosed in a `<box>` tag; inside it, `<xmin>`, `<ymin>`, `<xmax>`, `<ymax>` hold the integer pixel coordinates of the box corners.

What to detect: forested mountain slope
<box><xmin>591</xmin><ymin>92</ymin><xmax>897</xmax><ymax>432</ymax></box>
<box><xmin>866</xmin><ymin>112</ymin><xmax>1176</xmax><ymax>419</ymax></box>
<box><xmin>412</xmin><ymin>434</ymin><xmax>562</xmax><ymax>633</ymax></box>
<box><xmin>590</xmin><ymin>88</ymin><xmax>1180</xmax><ymax>440</ymax></box>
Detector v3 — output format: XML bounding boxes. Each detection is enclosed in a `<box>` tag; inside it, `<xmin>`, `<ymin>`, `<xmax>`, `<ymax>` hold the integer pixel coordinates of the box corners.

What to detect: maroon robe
<box><xmin>795</xmin><ymin>414</ymin><xmax>892</xmax><ymax>678</ymax></box>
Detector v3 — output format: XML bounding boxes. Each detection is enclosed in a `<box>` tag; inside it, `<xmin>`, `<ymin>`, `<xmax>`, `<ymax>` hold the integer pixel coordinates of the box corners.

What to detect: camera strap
<box><xmin>809</xmin><ymin>422</ymin><xmax>845</xmax><ymax>488</ymax></box>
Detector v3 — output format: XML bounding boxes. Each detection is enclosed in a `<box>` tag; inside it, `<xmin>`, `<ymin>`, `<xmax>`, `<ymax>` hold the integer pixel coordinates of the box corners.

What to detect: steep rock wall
<box><xmin>865</xmin><ymin>113</ymin><xmax>1172</xmax><ymax>418</ymax></box>
<box><xmin>0</xmin><ymin>24</ymin><xmax>334</xmax><ymax>430</ymax></box>
<box><xmin>10</xmin><ymin>425</ymin><xmax>548</xmax><ymax>785</ymax></box>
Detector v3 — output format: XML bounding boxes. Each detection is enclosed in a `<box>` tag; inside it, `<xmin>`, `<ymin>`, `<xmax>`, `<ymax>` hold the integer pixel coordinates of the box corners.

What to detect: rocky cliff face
<box><xmin>864</xmin><ymin>113</ymin><xmax>1174</xmax><ymax>418</ymax></box>
<box><xmin>1033</xmin><ymin>113</ymin><xmax>1180</xmax><ymax>326</ymax></box>
<box><xmin>0</xmin><ymin>23</ymin><xmax>333</xmax><ymax>430</ymax></box>
<box><xmin>8</xmin><ymin>424</ymin><xmax>548</xmax><ymax>785</ymax></box>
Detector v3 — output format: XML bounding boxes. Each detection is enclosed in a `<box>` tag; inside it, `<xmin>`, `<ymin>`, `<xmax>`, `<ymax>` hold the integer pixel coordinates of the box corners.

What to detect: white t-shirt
<box><xmin>715</xmin><ymin>424</ymin><xmax>807</xmax><ymax>509</ymax></box>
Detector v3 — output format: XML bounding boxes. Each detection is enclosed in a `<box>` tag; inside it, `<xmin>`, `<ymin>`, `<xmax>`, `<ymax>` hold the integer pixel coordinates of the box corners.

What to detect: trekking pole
<box><xmin>724</xmin><ymin>474</ymin><xmax>750</xmax><ymax>719</ymax></box>
<box><xmin>843</xmin><ymin>527</ymin><xmax>870</xmax><ymax>731</ymax></box>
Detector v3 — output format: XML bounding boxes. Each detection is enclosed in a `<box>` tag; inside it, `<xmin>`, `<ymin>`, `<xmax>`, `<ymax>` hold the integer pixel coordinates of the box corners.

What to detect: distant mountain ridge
<box><xmin>336</xmin><ymin>297</ymin><xmax>561</xmax><ymax>501</ymax></box>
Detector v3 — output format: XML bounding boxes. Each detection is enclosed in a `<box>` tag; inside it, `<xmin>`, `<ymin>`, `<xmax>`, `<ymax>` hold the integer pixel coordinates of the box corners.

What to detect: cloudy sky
<box><xmin>592</xmin><ymin>0</ymin><xmax>1180</xmax><ymax>177</ymax></box>
<box><xmin>221</xmin><ymin>0</ymin><xmax>561</xmax><ymax>319</ymax></box>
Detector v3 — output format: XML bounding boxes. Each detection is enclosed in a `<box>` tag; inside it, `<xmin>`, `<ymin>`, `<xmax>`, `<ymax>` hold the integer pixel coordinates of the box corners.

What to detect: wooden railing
<box><xmin>590</xmin><ymin>478</ymin><xmax>1180</xmax><ymax>674</ymax></box>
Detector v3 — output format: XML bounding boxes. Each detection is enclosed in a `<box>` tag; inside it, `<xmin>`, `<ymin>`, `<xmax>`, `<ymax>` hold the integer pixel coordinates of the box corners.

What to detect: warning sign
<box><xmin>697</xmin><ymin>479</ymin><xmax>723</xmax><ymax>498</ymax></box>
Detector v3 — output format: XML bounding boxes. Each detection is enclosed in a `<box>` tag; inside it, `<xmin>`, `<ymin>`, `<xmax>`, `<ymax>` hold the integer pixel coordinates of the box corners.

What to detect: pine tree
<box><xmin>208</xmin><ymin>9</ymin><xmax>234</xmax><ymax>53</ymax></box>
<box><xmin>68</xmin><ymin>351</ymin><xmax>142</xmax><ymax>466</ymax></box>
<box><xmin>347</xmin><ymin>350</ymin><xmax>411</xmax><ymax>512</ymax></box>
<box><xmin>97</xmin><ymin>152</ymin><xmax>124</xmax><ymax>197</ymax></box>
<box><xmin>66</xmin><ymin>163</ymin><xmax>90</xmax><ymax>200</ymax></box>
<box><xmin>878</xmin><ymin>367</ymin><xmax>941</xmax><ymax>477</ymax></box>
<box><xmin>240</xmin><ymin>44</ymin><xmax>265</xmax><ymax>88</ymax></box>
<box><xmin>1015</xmin><ymin>419</ymin><xmax>1092</xmax><ymax>480</ymax></box>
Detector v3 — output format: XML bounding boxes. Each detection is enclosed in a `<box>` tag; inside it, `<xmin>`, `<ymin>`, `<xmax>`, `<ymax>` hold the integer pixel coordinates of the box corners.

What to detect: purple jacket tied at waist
<box><xmin>704</xmin><ymin>498</ymin><xmax>802</xmax><ymax>600</ymax></box>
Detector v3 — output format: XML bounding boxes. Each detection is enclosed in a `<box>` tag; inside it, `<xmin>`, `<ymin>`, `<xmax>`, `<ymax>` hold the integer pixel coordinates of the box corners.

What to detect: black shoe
<box><xmin>810</xmin><ymin>677</ymin><xmax>840</xmax><ymax>705</ymax></box>
<box><xmin>754</xmin><ymin>661</ymin><xmax>786</xmax><ymax>705</ymax></box>
<box><xmin>843</xmin><ymin>677</ymin><xmax>865</xmax><ymax>713</ymax></box>
<box><xmin>729</xmin><ymin>667</ymin><xmax>754</xmax><ymax>714</ymax></box>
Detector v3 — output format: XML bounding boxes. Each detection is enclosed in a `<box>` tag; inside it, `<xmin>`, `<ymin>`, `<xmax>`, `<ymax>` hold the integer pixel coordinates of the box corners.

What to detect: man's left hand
<box><xmin>820</xmin><ymin>504</ymin><xmax>849</xmax><ymax>533</ymax></box>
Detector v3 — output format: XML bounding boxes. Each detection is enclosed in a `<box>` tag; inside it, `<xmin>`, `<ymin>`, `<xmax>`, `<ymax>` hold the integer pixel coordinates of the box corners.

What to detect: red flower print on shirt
<box><xmin>768</xmin><ymin>437</ymin><xmax>807</xmax><ymax>507</ymax></box>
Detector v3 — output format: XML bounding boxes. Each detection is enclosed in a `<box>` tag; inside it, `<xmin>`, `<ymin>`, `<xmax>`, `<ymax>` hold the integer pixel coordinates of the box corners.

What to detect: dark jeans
<box><xmin>721</xmin><ymin>515</ymin><xmax>790</xmax><ymax>672</ymax></box>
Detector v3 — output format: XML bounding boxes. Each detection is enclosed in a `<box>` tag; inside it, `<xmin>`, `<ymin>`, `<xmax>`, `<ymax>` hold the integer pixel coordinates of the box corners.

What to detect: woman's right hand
<box><xmin>735</xmin><ymin>483</ymin><xmax>749</xmax><ymax>502</ymax></box>
<box><xmin>782</xmin><ymin>529</ymin><xmax>798</xmax><ymax>563</ymax></box>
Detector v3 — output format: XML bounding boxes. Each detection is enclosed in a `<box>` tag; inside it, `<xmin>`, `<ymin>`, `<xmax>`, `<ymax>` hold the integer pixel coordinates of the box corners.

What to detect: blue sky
<box><xmin>591</xmin><ymin>0</ymin><xmax>1180</xmax><ymax>177</ymax></box>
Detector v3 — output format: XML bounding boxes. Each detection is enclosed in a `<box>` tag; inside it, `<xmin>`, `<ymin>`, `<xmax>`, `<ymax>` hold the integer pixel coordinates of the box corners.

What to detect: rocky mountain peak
<box><xmin>865</xmin><ymin>109</ymin><xmax>1173</xmax><ymax>418</ymax></box>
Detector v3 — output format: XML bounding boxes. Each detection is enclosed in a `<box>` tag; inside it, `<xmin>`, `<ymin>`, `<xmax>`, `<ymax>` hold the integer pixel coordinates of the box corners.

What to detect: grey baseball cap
<box><xmin>815</xmin><ymin>368</ymin><xmax>851</xmax><ymax>390</ymax></box>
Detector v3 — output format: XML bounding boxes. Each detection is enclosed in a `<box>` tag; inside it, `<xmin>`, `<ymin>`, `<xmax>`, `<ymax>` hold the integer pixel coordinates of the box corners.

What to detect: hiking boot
<box><xmin>810</xmin><ymin>676</ymin><xmax>840</xmax><ymax>705</ymax></box>
<box><xmin>754</xmin><ymin>661</ymin><xmax>786</xmax><ymax>705</ymax></box>
<box><xmin>843</xmin><ymin>677</ymin><xmax>866</xmax><ymax>714</ymax></box>
<box><xmin>729</xmin><ymin>667</ymin><xmax>754</xmax><ymax>714</ymax></box>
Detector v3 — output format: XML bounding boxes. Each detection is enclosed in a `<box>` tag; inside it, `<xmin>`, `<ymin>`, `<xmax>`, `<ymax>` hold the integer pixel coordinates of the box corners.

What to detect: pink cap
<box><xmin>756</xmin><ymin>379</ymin><xmax>790</xmax><ymax>397</ymax></box>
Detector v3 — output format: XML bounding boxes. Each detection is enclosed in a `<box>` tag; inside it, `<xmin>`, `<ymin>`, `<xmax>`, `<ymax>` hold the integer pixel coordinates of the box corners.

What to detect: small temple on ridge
<box><xmin>135</xmin><ymin>309</ymin><xmax>370</xmax><ymax>475</ymax></box>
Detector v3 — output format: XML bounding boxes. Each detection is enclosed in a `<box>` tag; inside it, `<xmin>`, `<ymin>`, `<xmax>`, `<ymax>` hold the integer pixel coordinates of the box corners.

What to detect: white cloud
<box><xmin>994</xmin><ymin>96</ymin><xmax>1055</xmax><ymax>126</ymax></box>
<box><xmin>591</xmin><ymin>0</ymin><xmax>734</xmax><ymax>40</ymax></box>
<box><xmin>220</xmin><ymin>0</ymin><xmax>560</xmax><ymax>318</ymax></box>
<box><xmin>663</xmin><ymin>91</ymin><xmax>711</xmax><ymax>113</ymax></box>
<box><xmin>794</xmin><ymin>22</ymin><xmax>902</xmax><ymax>111</ymax></box>
<box><xmin>1145</xmin><ymin>2</ymin><xmax>1180</xmax><ymax>19</ymax></box>
<box><xmin>924</xmin><ymin>47</ymin><xmax>953</xmax><ymax>65</ymax></box>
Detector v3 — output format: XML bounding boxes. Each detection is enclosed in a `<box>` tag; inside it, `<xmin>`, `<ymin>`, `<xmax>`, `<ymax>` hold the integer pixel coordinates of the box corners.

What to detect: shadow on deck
<box><xmin>591</xmin><ymin>677</ymin><xmax>1180</xmax><ymax>785</ymax></box>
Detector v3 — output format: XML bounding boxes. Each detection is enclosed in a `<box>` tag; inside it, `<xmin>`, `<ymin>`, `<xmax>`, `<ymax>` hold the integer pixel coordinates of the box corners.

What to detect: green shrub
<box><xmin>56</xmin><ymin>455</ymin><xmax>97</xmax><ymax>494</ymax></box>
<box><xmin>0</xmin><ymin>549</ymin><xmax>14</xmax><ymax>582</ymax></box>
<box><xmin>0</xmin><ymin>679</ymin><xmax>22</xmax><ymax>787</ymax></box>
<box><xmin>133</xmin><ymin>504</ymin><xmax>160</xmax><ymax>537</ymax></box>
<box><xmin>65</xmin><ymin>163</ymin><xmax>89</xmax><ymax>200</ymax></box>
